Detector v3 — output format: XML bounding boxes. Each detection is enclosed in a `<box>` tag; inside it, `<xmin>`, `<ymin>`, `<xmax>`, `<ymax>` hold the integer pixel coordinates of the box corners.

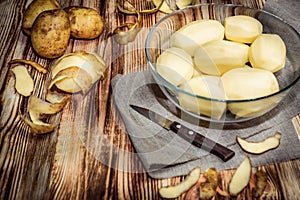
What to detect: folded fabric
<box><xmin>112</xmin><ymin>70</ymin><xmax>300</xmax><ymax>178</ymax></box>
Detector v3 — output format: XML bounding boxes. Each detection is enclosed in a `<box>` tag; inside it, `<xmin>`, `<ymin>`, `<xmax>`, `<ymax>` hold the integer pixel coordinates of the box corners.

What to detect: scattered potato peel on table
<box><xmin>199</xmin><ymin>168</ymin><xmax>219</xmax><ymax>200</ymax></box>
<box><xmin>114</xmin><ymin>1</ymin><xmax>143</xmax><ymax>45</ymax></box>
<box><xmin>117</xmin><ymin>0</ymin><xmax>164</xmax><ymax>14</ymax></box>
<box><xmin>23</xmin><ymin>95</ymin><xmax>68</xmax><ymax>134</ymax></box>
<box><xmin>253</xmin><ymin>169</ymin><xmax>268</xmax><ymax>198</ymax></box>
<box><xmin>11</xmin><ymin>65</ymin><xmax>34</xmax><ymax>97</ymax></box>
<box><xmin>237</xmin><ymin>132</ymin><xmax>281</xmax><ymax>154</ymax></box>
<box><xmin>9</xmin><ymin>59</ymin><xmax>47</xmax><ymax>74</ymax></box>
<box><xmin>49</xmin><ymin>66</ymin><xmax>93</xmax><ymax>94</ymax></box>
<box><xmin>50</xmin><ymin>51</ymin><xmax>106</xmax><ymax>94</ymax></box>
<box><xmin>159</xmin><ymin>167</ymin><xmax>201</xmax><ymax>198</ymax></box>
<box><xmin>152</xmin><ymin>0</ymin><xmax>194</xmax><ymax>13</ymax></box>
<box><xmin>9</xmin><ymin>50</ymin><xmax>106</xmax><ymax>134</ymax></box>
<box><xmin>21</xmin><ymin>115</ymin><xmax>58</xmax><ymax>135</ymax></box>
<box><xmin>229</xmin><ymin>156</ymin><xmax>252</xmax><ymax>196</ymax></box>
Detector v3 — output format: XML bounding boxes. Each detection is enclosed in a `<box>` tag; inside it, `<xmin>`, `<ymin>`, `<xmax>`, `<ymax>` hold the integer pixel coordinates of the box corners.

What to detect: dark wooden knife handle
<box><xmin>170</xmin><ymin>121</ymin><xmax>235</xmax><ymax>162</ymax></box>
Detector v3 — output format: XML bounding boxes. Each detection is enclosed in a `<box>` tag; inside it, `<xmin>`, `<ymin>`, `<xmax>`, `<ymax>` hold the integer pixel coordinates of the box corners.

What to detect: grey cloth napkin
<box><xmin>112</xmin><ymin>0</ymin><xmax>300</xmax><ymax>178</ymax></box>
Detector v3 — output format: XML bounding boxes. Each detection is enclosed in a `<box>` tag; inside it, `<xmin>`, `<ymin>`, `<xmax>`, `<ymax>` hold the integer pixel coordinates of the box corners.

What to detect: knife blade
<box><xmin>130</xmin><ymin>105</ymin><xmax>235</xmax><ymax>162</ymax></box>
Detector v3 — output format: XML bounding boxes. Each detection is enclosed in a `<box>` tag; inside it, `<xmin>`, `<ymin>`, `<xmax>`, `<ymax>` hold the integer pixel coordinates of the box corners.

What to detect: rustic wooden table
<box><xmin>1</xmin><ymin>0</ymin><xmax>300</xmax><ymax>199</ymax></box>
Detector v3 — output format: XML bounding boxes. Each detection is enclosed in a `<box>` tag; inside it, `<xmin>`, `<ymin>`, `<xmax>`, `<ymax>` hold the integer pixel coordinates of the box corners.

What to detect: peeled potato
<box><xmin>156</xmin><ymin>47</ymin><xmax>194</xmax><ymax>86</ymax></box>
<box><xmin>249</xmin><ymin>34</ymin><xmax>286</xmax><ymax>72</ymax></box>
<box><xmin>224</xmin><ymin>15</ymin><xmax>262</xmax><ymax>44</ymax></box>
<box><xmin>179</xmin><ymin>75</ymin><xmax>227</xmax><ymax>119</ymax></box>
<box><xmin>170</xmin><ymin>20</ymin><xmax>224</xmax><ymax>56</ymax></box>
<box><xmin>221</xmin><ymin>67</ymin><xmax>279</xmax><ymax>100</ymax></box>
<box><xmin>194</xmin><ymin>40</ymin><xmax>249</xmax><ymax>76</ymax></box>
<box><xmin>221</xmin><ymin>67</ymin><xmax>280</xmax><ymax>117</ymax></box>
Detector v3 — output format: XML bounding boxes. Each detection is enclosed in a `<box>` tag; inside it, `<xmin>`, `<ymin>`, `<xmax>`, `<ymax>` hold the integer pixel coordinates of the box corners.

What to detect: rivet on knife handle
<box><xmin>170</xmin><ymin>121</ymin><xmax>235</xmax><ymax>162</ymax></box>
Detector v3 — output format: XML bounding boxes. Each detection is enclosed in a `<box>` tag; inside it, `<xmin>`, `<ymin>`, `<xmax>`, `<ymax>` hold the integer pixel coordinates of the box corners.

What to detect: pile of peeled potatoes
<box><xmin>156</xmin><ymin>15</ymin><xmax>286</xmax><ymax>119</ymax></box>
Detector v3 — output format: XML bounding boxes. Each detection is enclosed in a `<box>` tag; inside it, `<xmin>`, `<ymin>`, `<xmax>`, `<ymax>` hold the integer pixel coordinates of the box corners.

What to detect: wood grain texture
<box><xmin>0</xmin><ymin>0</ymin><xmax>299</xmax><ymax>200</ymax></box>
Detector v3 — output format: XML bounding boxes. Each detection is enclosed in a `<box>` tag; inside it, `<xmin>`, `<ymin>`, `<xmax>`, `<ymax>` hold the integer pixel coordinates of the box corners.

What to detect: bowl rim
<box><xmin>145</xmin><ymin>3</ymin><xmax>300</xmax><ymax>103</ymax></box>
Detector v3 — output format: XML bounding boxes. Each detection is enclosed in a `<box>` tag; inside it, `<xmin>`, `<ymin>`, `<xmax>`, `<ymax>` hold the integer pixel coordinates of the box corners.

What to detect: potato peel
<box><xmin>117</xmin><ymin>0</ymin><xmax>163</xmax><ymax>14</ymax></box>
<box><xmin>51</xmin><ymin>51</ymin><xmax>106</xmax><ymax>93</ymax></box>
<box><xmin>11</xmin><ymin>65</ymin><xmax>34</xmax><ymax>97</ymax></box>
<box><xmin>9</xmin><ymin>59</ymin><xmax>47</xmax><ymax>74</ymax></box>
<box><xmin>152</xmin><ymin>0</ymin><xmax>193</xmax><ymax>14</ymax></box>
<box><xmin>199</xmin><ymin>168</ymin><xmax>219</xmax><ymax>200</ymax></box>
<box><xmin>229</xmin><ymin>156</ymin><xmax>252</xmax><ymax>196</ymax></box>
<box><xmin>237</xmin><ymin>132</ymin><xmax>281</xmax><ymax>154</ymax></box>
<box><xmin>114</xmin><ymin>1</ymin><xmax>142</xmax><ymax>45</ymax></box>
<box><xmin>46</xmin><ymin>90</ymin><xmax>69</xmax><ymax>104</ymax></box>
<box><xmin>21</xmin><ymin>115</ymin><xmax>57</xmax><ymax>135</ymax></box>
<box><xmin>159</xmin><ymin>167</ymin><xmax>201</xmax><ymax>199</ymax></box>
<box><xmin>253</xmin><ymin>169</ymin><xmax>268</xmax><ymax>198</ymax></box>
<box><xmin>49</xmin><ymin>66</ymin><xmax>93</xmax><ymax>94</ymax></box>
<box><xmin>28</xmin><ymin>95</ymin><xmax>67</xmax><ymax>115</ymax></box>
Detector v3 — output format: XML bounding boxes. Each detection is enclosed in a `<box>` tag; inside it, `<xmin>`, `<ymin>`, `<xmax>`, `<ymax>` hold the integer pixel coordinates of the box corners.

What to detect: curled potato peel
<box><xmin>114</xmin><ymin>1</ymin><xmax>143</xmax><ymax>45</ymax></box>
<box><xmin>9</xmin><ymin>59</ymin><xmax>47</xmax><ymax>74</ymax></box>
<box><xmin>50</xmin><ymin>51</ymin><xmax>106</xmax><ymax>94</ymax></box>
<box><xmin>22</xmin><ymin>95</ymin><xmax>67</xmax><ymax>134</ymax></box>
<box><xmin>50</xmin><ymin>66</ymin><xmax>93</xmax><ymax>94</ymax></box>
<box><xmin>159</xmin><ymin>167</ymin><xmax>201</xmax><ymax>198</ymax></box>
<box><xmin>237</xmin><ymin>132</ymin><xmax>281</xmax><ymax>154</ymax></box>
<box><xmin>117</xmin><ymin>0</ymin><xmax>163</xmax><ymax>14</ymax></box>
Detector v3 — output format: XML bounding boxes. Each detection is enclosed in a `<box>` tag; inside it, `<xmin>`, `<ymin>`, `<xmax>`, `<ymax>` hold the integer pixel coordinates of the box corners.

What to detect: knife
<box><xmin>130</xmin><ymin>105</ymin><xmax>235</xmax><ymax>162</ymax></box>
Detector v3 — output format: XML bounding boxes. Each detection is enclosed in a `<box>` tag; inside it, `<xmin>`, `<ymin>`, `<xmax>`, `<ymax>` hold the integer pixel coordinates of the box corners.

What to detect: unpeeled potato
<box><xmin>179</xmin><ymin>75</ymin><xmax>227</xmax><ymax>119</ymax></box>
<box><xmin>31</xmin><ymin>9</ymin><xmax>70</xmax><ymax>59</ymax></box>
<box><xmin>194</xmin><ymin>40</ymin><xmax>249</xmax><ymax>76</ymax></box>
<box><xmin>156</xmin><ymin>47</ymin><xmax>194</xmax><ymax>86</ymax></box>
<box><xmin>64</xmin><ymin>6</ymin><xmax>104</xmax><ymax>39</ymax></box>
<box><xmin>224</xmin><ymin>15</ymin><xmax>262</xmax><ymax>44</ymax></box>
<box><xmin>170</xmin><ymin>20</ymin><xmax>224</xmax><ymax>56</ymax></box>
<box><xmin>22</xmin><ymin>0</ymin><xmax>61</xmax><ymax>35</ymax></box>
<box><xmin>249</xmin><ymin>34</ymin><xmax>286</xmax><ymax>72</ymax></box>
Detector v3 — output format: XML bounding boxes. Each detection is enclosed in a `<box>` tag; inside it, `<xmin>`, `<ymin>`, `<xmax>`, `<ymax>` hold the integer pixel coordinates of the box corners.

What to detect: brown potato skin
<box><xmin>22</xmin><ymin>0</ymin><xmax>61</xmax><ymax>36</ymax></box>
<box><xmin>64</xmin><ymin>6</ymin><xmax>104</xmax><ymax>39</ymax></box>
<box><xmin>31</xmin><ymin>9</ymin><xmax>70</xmax><ymax>59</ymax></box>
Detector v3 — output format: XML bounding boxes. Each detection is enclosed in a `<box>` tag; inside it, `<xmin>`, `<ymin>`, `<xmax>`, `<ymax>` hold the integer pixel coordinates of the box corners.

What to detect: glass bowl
<box><xmin>145</xmin><ymin>3</ymin><xmax>300</xmax><ymax>123</ymax></box>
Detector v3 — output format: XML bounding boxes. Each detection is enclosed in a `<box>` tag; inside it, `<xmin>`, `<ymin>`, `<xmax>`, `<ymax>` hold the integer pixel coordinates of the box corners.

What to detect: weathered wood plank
<box><xmin>0</xmin><ymin>0</ymin><xmax>299</xmax><ymax>200</ymax></box>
